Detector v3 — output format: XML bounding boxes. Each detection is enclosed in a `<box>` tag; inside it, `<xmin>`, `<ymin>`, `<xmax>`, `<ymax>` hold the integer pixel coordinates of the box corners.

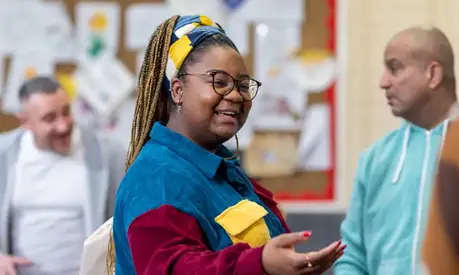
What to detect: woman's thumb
<box><xmin>272</xmin><ymin>231</ymin><xmax>312</xmax><ymax>248</ymax></box>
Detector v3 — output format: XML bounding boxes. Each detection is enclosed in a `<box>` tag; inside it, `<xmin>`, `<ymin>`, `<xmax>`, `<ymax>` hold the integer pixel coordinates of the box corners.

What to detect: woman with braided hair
<box><xmin>107</xmin><ymin>15</ymin><xmax>345</xmax><ymax>275</ymax></box>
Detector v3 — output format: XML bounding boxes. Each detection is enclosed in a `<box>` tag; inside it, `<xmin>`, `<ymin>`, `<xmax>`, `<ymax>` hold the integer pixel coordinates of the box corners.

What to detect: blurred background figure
<box><xmin>423</xmin><ymin>114</ymin><xmax>459</xmax><ymax>275</ymax></box>
<box><xmin>334</xmin><ymin>26</ymin><xmax>458</xmax><ymax>275</ymax></box>
<box><xmin>0</xmin><ymin>76</ymin><xmax>125</xmax><ymax>275</ymax></box>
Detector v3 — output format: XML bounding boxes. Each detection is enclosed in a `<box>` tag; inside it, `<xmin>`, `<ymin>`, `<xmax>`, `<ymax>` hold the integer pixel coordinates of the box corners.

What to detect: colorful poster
<box><xmin>75</xmin><ymin>2</ymin><xmax>120</xmax><ymax>59</ymax></box>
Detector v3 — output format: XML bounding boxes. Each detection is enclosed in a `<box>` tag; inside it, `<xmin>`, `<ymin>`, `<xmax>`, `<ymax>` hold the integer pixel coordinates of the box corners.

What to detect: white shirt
<box><xmin>11</xmin><ymin>129</ymin><xmax>88</xmax><ymax>275</ymax></box>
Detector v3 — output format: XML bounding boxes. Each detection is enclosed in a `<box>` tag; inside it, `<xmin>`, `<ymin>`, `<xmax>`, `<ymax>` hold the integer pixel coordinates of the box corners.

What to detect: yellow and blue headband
<box><xmin>164</xmin><ymin>15</ymin><xmax>232</xmax><ymax>91</ymax></box>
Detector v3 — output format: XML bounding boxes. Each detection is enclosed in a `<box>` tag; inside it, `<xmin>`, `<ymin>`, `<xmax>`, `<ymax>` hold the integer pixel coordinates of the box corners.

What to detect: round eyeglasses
<box><xmin>177</xmin><ymin>70</ymin><xmax>262</xmax><ymax>101</ymax></box>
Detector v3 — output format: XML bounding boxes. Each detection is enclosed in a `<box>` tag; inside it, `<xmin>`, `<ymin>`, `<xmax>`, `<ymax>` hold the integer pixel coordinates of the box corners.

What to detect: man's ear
<box><xmin>170</xmin><ymin>77</ymin><xmax>183</xmax><ymax>105</ymax></box>
<box><xmin>16</xmin><ymin>111</ymin><xmax>30</xmax><ymax>129</ymax></box>
<box><xmin>426</xmin><ymin>61</ymin><xmax>444</xmax><ymax>89</ymax></box>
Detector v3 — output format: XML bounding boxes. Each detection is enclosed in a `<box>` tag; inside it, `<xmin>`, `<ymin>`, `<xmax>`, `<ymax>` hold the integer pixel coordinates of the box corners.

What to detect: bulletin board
<box><xmin>0</xmin><ymin>0</ymin><xmax>338</xmax><ymax>203</ymax></box>
<box><xmin>248</xmin><ymin>0</ymin><xmax>337</xmax><ymax>203</ymax></box>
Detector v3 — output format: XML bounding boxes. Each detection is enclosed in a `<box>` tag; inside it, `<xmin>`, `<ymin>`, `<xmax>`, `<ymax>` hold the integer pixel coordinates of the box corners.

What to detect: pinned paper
<box><xmin>224</xmin><ymin>0</ymin><xmax>304</xmax><ymax>56</ymax></box>
<box><xmin>244</xmin><ymin>132</ymin><xmax>298</xmax><ymax>178</ymax></box>
<box><xmin>0</xmin><ymin>1</ymin><xmax>74</xmax><ymax>59</ymax></box>
<box><xmin>125</xmin><ymin>3</ymin><xmax>171</xmax><ymax>51</ymax></box>
<box><xmin>253</xmin><ymin>20</ymin><xmax>302</xmax><ymax>81</ymax></box>
<box><xmin>75</xmin><ymin>57</ymin><xmax>135</xmax><ymax>118</ymax></box>
<box><xmin>297</xmin><ymin>104</ymin><xmax>331</xmax><ymax>171</ymax></box>
<box><xmin>0</xmin><ymin>2</ymin><xmax>47</xmax><ymax>55</ymax></box>
<box><xmin>76</xmin><ymin>2</ymin><xmax>120</xmax><ymax>59</ymax></box>
<box><xmin>251</xmin><ymin>63</ymin><xmax>307</xmax><ymax>131</ymax></box>
<box><xmin>2</xmin><ymin>54</ymin><xmax>55</xmax><ymax>113</ymax></box>
<box><xmin>230</xmin><ymin>0</ymin><xmax>304</xmax><ymax>21</ymax></box>
<box><xmin>43</xmin><ymin>1</ymin><xmax>76</xmax><ymax>62</ymax></box>
<box><xmin>286</xmin><ymin>50</ymin><xmax>337</xmax><ymax>92</ymax></box>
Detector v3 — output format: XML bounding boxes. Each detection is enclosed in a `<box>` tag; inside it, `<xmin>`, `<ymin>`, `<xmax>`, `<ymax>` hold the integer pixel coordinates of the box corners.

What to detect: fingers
<box><xmin>306</xmin><ymin>240</ymin><xmax>342</xmax><ymax>263</ymax></box>
<box><xmin>308</xmin><ymin>241</ymin><xmax>347</xmax><ymax>274</ymax></box>
<box><xmin>328</xmin><ymin>241</ymin><xmax>346</xmax><ymax>265</ymax></box>
<box><xmin>272</xmin><ymin>231</ymin><xmax>312</xmax><ymax>248</ymax></box>
<box><xmin>9</xmin><ymin>256</ymin><xmax>32</xmax><ymax>266</ymax></box>
<box><xmin>333</xmin><ymin>243</ymin><xmax>346</xmax><ymax>259</ymax></box>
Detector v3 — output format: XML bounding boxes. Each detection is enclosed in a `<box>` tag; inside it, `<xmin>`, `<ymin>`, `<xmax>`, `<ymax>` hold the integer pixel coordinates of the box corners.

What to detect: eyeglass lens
<box><xmin>212</xmin><ymin>72</ymin><xmax>259</xmax><ymax>100</ymax></box>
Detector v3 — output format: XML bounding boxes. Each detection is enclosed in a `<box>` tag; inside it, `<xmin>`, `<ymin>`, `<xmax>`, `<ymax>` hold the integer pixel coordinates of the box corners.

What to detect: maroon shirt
<box><xmin>127</xmin><ymin>179</ymin><xmax>290</xmax><ymax>275</ymax></box>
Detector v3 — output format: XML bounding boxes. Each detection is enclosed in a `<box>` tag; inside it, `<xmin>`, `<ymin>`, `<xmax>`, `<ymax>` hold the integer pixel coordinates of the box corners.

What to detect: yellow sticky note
<box><xmin>57</xmin><ymin>74</ymin><xmax>77</xmax><ymax>102</ymax></box>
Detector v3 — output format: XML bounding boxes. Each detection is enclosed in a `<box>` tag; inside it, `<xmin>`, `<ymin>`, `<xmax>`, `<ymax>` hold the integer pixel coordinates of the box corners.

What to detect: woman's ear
<box><xmin>170</xmin><ymin>77</ymin><xmax>183</xmax><ymax>105</ymax></box>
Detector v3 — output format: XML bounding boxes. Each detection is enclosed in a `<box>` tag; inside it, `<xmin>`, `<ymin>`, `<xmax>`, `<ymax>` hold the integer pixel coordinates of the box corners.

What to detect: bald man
<box><xmin>334</xmin><ymin>26</ymin><xmax>459</xmax><ymax>275</ymax></box>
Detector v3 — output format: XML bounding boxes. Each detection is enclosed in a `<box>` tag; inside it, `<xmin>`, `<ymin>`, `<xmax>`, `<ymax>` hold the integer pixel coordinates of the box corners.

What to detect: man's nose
<box><xmin>55</xmin><ymin>119</ymin><xmax>71</xmax><ymax>133</ymax></box>
<box><xmin>379</xmin><ymin>72</ymin><xmax>390</xmax><ymax>90</ymax></box>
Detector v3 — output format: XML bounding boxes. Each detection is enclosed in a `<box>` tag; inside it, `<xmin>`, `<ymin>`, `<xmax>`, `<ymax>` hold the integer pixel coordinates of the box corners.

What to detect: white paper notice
<box><xmin>75</xmin><ymin>2</ymin><xmax>121</xmax><ymax>59</ymax></box>
<box><xmin>125</xmin><ymin>3</ymin><xmax>171</xmax><ymax>51</ymax></box>
<box><xmin>232</xmin><ymin>0</ymin><xmax>304</xmax><ymax>21</ymax></box>
<box><xmin>75</xmin><ymin>57</ymin><xmax>135</xmax><ymax>118</ymax></box>
<box><xmin>286</xmin><ymin>57</ymin><xmax>337</xmax><ymax>92</ymax></box>
<box><xmin>297</xmin><ymin>104</ymin><xmax>331</xmax><ymax>171</ymax></box>
<box><xmin>225</xmin><ymin>0</ymin><xmax>304</xmax><ymax>56</ymax></box>
<box><xmin>2</xmin><ymin>54</ymin><xmax>55</xmax><ymax>113</ymax></box>
<box><xmin>251</xmin><ymin>67</ymin><xmax>307</xmax><ymax>131</ymax></box>
<box><xmin>253</xmin><ymin>20</ymin><xmax>301</xmax><ymax>81</ymax></box>
<box><xmin>42</xmin><ymin>1</ymin><xmax>77</xmax><ymax>62</ymax></box>
<box><xmin>0</xmin><ymin>1</ymin><xmax>76</xmax><ymax>60</ymax></box>
<box><xmin>224</xmin><ymin>15</ymin><xmax>250</xmax><ymax>56</ymax></box>
<box><xmin>0</xmin><ymin>2</ymin><xmax>47</xmax><ymax>55</ymax></box>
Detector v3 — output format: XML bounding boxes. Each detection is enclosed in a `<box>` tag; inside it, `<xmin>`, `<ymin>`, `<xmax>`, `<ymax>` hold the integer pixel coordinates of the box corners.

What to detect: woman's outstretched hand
<box><xmin>262</xmin><ymin>231</ymin><xmax>345</xmax><ymax>275</ymax></box>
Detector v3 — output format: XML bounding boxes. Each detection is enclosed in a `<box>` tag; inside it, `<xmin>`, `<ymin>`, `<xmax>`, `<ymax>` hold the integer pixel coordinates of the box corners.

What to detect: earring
<box><xmin>177</xmin><ymin>90</ymin><xmax>183</xmax><ymax>114</ymax></box>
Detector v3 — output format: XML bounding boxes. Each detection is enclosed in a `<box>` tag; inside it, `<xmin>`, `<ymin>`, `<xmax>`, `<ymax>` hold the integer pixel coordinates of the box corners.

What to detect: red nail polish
<box><xmin>303</xmin><ymin>231</ymin><xmax>312</xmax><ymax>237</ymax></box>
<box><xmin>337</xmin><ymin>241</ymin><xmax>342</xmax><ymax>246</ymax></box>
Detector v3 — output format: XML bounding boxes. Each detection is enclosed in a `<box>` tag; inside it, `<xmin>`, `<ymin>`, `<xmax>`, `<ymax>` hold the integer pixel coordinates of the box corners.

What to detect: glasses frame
<box><xmin>177</xmin><ymin>70</ymin><xmax>262</xmax><ymax>101</ymax></box>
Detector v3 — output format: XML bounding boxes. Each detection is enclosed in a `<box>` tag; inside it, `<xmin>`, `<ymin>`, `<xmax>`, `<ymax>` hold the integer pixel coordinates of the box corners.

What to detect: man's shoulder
<box><xmin>362</xmin><ymin>125</ymin><xmax>406</xmax><ymax>159</ymax></box>
<box><xmin>0</xmin><ymin>128</ymin><xmax>23</xmax><ymax>154</ymax></box>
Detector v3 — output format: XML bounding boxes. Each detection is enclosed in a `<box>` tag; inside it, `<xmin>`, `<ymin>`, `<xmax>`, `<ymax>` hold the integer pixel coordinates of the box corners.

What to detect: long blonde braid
<box><xmin>106</xmin><ymin>15</ymin><xmax>179</xmax><ymax>274</ymax></box>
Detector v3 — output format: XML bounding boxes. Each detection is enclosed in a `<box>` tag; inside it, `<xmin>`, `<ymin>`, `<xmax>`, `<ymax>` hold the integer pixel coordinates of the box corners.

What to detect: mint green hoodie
<box><xmin>334</xmin><ymin>120</ymin><xmax>449</xmax><ymax>275</ymax></box>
